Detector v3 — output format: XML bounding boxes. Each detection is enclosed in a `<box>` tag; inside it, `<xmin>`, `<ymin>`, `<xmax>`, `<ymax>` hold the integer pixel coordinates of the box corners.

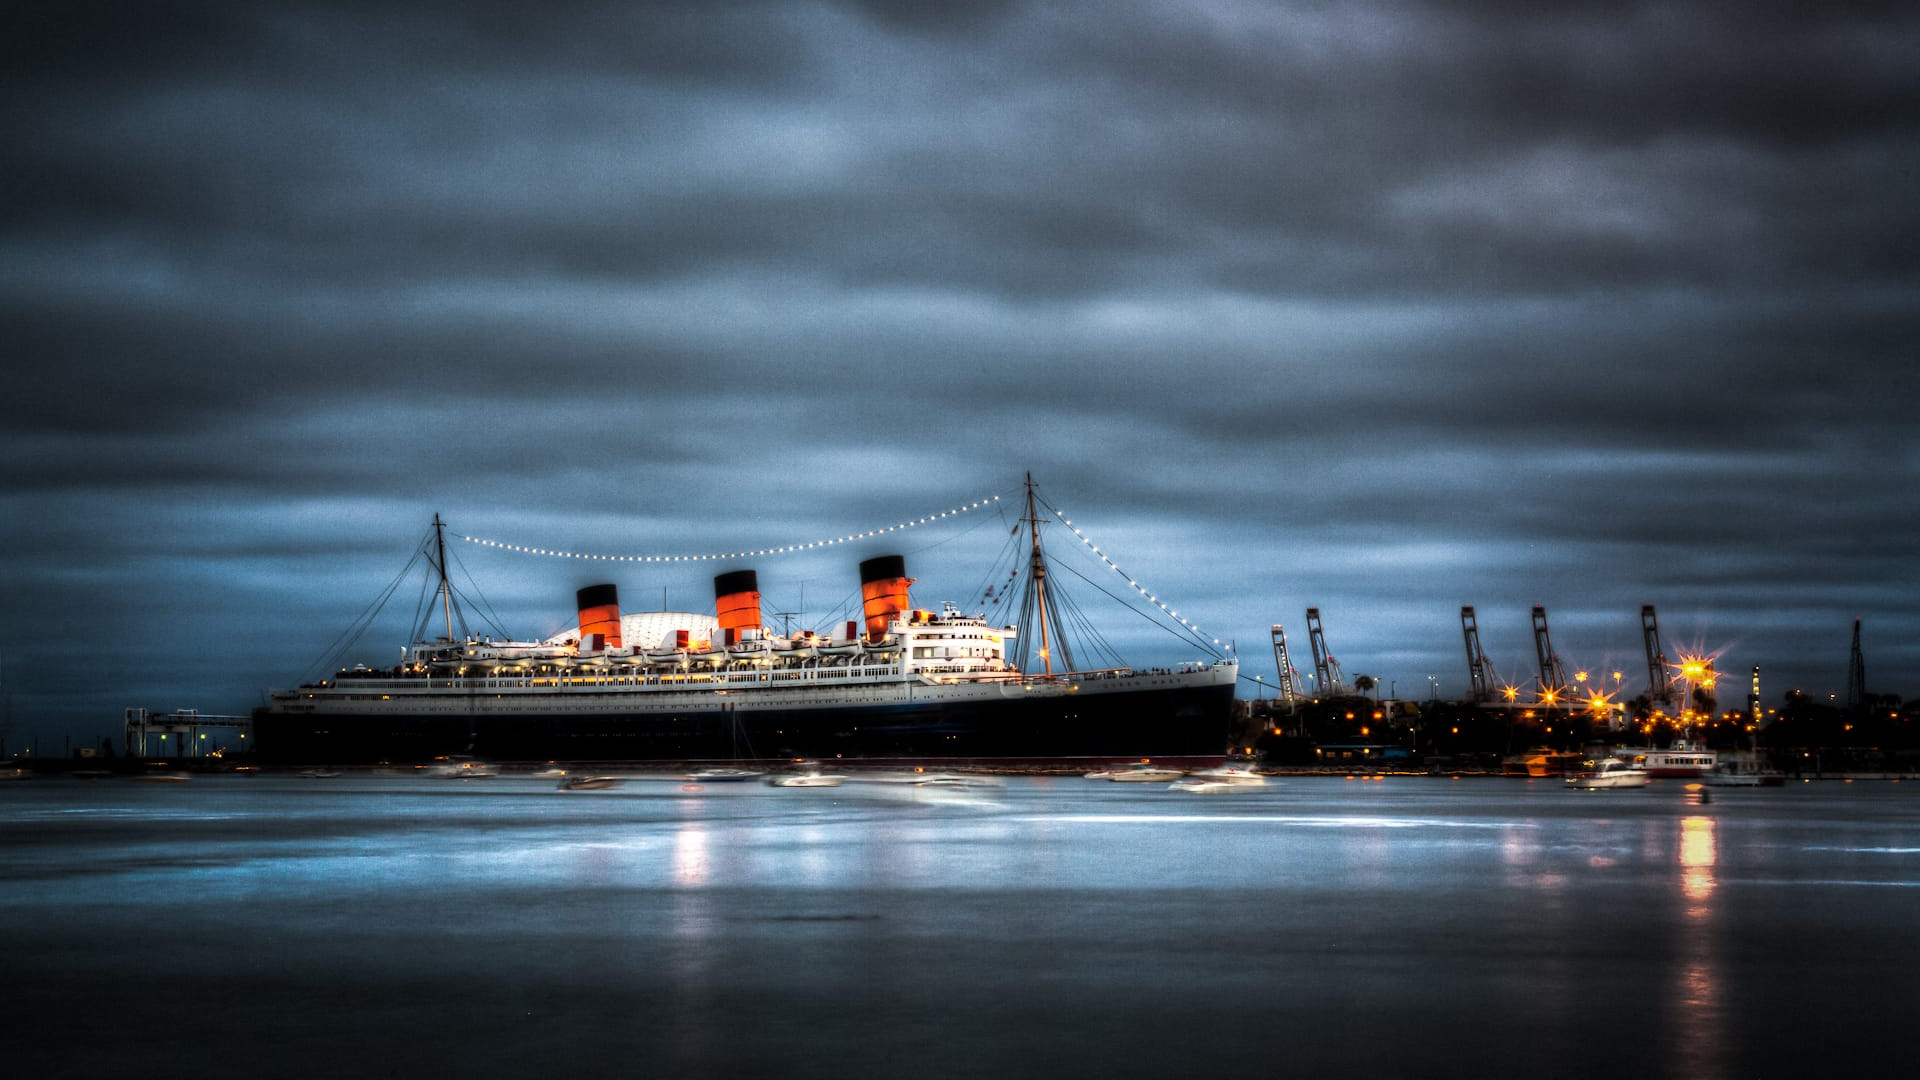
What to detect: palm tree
<box><xmin>1353</xmin><ymin>674</ymin><xmax>1378</xmax><ymax>700</ymax></box>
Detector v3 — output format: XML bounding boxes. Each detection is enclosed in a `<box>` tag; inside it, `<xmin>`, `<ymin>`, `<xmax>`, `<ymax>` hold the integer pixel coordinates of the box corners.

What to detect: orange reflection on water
<box><xmin>1679</xmin><ymin>814</ymin><xmax>1716</xmax><ymax>909</ymax></box>
<box><xmin>1671</xmin><ymin>814</ymin><xmax>1724</xmax><ymax>1075</ymax></box>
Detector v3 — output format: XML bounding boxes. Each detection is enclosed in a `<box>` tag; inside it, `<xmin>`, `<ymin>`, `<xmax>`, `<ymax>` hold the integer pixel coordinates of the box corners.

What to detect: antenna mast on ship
<box><xmin>432</xmin><ymin>513</ymin><xmax>455</xmax><ymax>644</ymax></box>
<box><xmin>1019</xmin><ymin>473</ymin><xmax>1076</xmax><ymax>676</ymax></box>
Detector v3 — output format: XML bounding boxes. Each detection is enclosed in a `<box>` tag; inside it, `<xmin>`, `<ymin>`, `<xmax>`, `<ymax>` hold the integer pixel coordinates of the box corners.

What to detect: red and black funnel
<box><xmin>714</xmin><ymin>570</ymin><xmax>762</xmax><ymax>641</ymax></box>
<box><xmin>576</xmin><ymin>584</ymin><xmax>622</xmax><ymax>651</ymax></box>
<box><xmin>859</xmin><ymin>555</ymin><xmax>913</xmax><ymax>642</ymax></box>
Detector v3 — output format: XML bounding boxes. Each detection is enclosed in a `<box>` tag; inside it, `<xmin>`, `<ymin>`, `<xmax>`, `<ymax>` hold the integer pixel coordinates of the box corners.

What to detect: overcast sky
<box><xmin>4</xmin><ymin>1</ymin><xmax>1915</xmax><ymax>751</ymax></box>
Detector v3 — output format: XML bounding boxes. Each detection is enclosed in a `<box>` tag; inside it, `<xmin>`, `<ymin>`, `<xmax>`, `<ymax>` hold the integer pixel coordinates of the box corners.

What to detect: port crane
<box><xmin>1269</xmin><ymin>624</ymin><xmax>1302</xmax><ymax>709</ymax></box>
<box><xmin>1460</xmin><ymin>606</ymin><xmax>1501</xmax><ymax>703</ymax></box>
<box><xmin>1846</xmin><ymin>618</ymin><xmax>1866</xmax><ymax>713</ymax></box>
<box><xmin>1305</xmin><ymin>607</ymin><xmax>1347</xmax><ymax>697</ymax></box>
<box><xmin>1641</xmin><ymin>605</ymin><xmax>1675</xmax><ymax>710</ymax></box>
<box><xmin>1531</xmin><ymin>605</ymin><xmax>1569</xmax><ymax>701</ymax></box>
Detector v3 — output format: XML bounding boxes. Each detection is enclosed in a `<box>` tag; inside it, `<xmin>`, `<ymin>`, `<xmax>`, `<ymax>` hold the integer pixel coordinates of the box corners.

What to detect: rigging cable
<box><xmin>304</xmin><ymin>533</ymin><xmax>429</xmax><ymax>683</ymax></box>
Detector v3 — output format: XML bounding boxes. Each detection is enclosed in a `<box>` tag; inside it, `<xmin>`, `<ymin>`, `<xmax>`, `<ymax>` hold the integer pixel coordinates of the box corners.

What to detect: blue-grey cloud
<box><xmin>2</xmin><ymin>0</ymin><xmax>1914</xmax><ymax>749</ymax></box>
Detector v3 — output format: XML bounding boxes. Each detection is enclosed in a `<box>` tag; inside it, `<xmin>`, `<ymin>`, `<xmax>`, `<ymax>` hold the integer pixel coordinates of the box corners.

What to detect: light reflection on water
<box><xmin>1680</xmin><ymin>813</ymin><xmax>1718</xmax><ymax>907</ymax></box>
<box><xmin>4</xmin><ymin>775</ymin><xmax>1918</xmax><ymax>1078</ymax></box>
<box><xmin>1674</xmin><ymin>814</ymin><xmax>1722</xmax><ymax>1077</ymax></box>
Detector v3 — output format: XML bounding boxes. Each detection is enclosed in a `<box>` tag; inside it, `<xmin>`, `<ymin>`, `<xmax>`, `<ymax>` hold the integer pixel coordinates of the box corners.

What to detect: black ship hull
<box><xmin>253</xmin><ymin>679</ymin><xmax>1234</xmax><ymax>767</ymax></box>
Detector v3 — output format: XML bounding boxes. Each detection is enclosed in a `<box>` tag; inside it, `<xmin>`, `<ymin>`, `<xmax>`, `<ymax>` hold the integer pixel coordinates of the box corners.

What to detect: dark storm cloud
<box><xmin>2</xmin><ymin>0</ymin><xmax>1915</xmax><ymax>745</ymax></box>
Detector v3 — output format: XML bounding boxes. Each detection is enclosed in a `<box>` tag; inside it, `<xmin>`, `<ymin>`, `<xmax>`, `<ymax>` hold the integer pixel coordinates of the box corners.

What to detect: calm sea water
<box><xmin>4</xmin><ymin>773</ymin><xmax>1916</xmax><ymax>1078</ymax></box>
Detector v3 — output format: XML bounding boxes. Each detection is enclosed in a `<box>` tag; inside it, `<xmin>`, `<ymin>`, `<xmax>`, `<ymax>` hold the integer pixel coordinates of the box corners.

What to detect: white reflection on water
<box><xmin>789</xmin><ymin>822</ymin><xmax>834</xmax><ymax>888</ymax></box>
<box><xmin>1058</xmin><ymin>814</ymin><xmax>1523</xmax><ymax>829</ymax></box>
<box><xmin>672</xmin><ymin>814</ymin><xmax>709</xmax><ymax>888</ymax></box>
<box><xmin>1498</xmin><ymin>820</ymin><xmax>1570</xmax><ymax>892</ymax></box>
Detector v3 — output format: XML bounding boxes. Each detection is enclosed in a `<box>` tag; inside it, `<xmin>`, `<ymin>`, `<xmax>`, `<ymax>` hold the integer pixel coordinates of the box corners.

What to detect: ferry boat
<box><xmin>1616</xmin><ymin>741</ymin><xmax>1717</xmax><ymax>778</ymax></box>
<box><xmin>253</xmin><ymin>480</ymin><xmax>1239</xmax><ymax>767</ymax></box>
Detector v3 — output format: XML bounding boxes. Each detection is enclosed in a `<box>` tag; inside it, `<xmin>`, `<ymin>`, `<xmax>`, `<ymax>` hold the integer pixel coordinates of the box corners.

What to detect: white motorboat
<box><xmin>1184</xmin><ymin>764</ymin><xmax>1267</xmax><ymax>784</ymax></box>
<box><xmin>1565</xmin><ymin>758</ymin><xmax>1649</xmax><ymax>789</ymax></box>
<box><xmin>684</xmin><ymin>767</ymin><xmax>764</xmax><ymax>782</ymax></box>
<box><xmin>1168</xmin><ymin>777</ymin><xmax>1258</xmax><ymax>793</ymax></box>
<box><xmin>768</xmin><ymin>771</ymin><xmax>846</xmax><ymax>788</ymax></box>
<box><xmin>1085</xmin><ymin>761</ymin><xmax>1186</xmax><ymax>782</ymax></box>
<box><xmin>1169</xmin><ymin>765</ymin><xmax>1266</xmax><ymax>793</ymax></box>
<box><xmin>559</xmin><ymin>775</ymin><xmax>625</xmax><ymax>790</ymax></box>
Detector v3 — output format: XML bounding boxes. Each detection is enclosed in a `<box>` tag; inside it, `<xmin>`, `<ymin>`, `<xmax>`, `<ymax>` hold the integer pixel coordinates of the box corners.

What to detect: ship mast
<box><xmin>433</xmin><ymin>513</ymin><xmax>455</xmax><ymax>644</ymax></box>
<box><xmin>1024</xmin><ymin>474</ymin><xmax>1053</xmax><ymax>676</ymax></box>
<box><xmin>1017</xmin><ymin>473</ymin><xmax>1079</xmax><ymax>677</ymax></box>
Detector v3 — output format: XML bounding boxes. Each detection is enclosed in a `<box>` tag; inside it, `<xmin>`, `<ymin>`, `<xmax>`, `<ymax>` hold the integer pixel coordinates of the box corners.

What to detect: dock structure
<box><xmin>123</xmin><ymin>708</ymin><xmax>252</xmax><ymax>758</ymax></box>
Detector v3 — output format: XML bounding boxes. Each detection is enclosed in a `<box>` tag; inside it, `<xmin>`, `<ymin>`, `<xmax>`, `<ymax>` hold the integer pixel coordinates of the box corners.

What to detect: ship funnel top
<box><xmin>859</xmin><ymin>555</ymin><xmax>913</xmax><ymax>642</ymax></box>
<box><xmin>714</xmin><ymin>569</ymin><xmax>762</xmax><ymax>644</ymax></box>
<box><xmin>576</xmin><ymin>583</ymin><xmax>621</xmax><ymax>651</ymax></box>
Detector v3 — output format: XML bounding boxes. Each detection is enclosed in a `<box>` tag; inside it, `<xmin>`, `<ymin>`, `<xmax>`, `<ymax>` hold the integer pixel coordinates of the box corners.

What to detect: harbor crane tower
<box><xmin>1305</xmin><ymin>607</ymin><xmax>1348</xmax><ymax>697</ymax></box>
<box><xmin>1642</xmin><ymin>605</ymin><xmax>1676</xmax><ymax>710</ymax></box>
<box><xmin>1846</xmin><ymin>618</ymin><xmax>1866</xmax><ymax>713</ymax></box>
<box><xmin>1460</xmin><ymin>606</ymin><xmax>1500</xmax><ymax>703</ymax></box>
<box><xmin>1531</xmin><ymin>605</ymin><xmax>1569</xmax><ymax>700</ymax></box>
<box><xmin>1269</xmin><ymin>624</ymin><xmax>1302</xmax><ymax>709</ymax></box>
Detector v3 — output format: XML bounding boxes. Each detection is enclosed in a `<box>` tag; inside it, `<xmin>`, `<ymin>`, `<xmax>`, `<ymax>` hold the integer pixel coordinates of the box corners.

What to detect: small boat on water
<box><xmin>424</xmin><ymin>758</ymin><xmax>498</xmax><ymax>778</ymax></box>
<box><xmin>766</xmin><ymin>760</ymin><xmax>846</xmax><ymax>787</ymax></box>
<box><xmin>910</xmin><ymin>774</ymin><xmax>973</xmax><ymax>786</ymax></box>
<box><xmin>1700</xmin><ymin>758</ymin><xmax>1785</xmax><ymax>787</ymax></box>
<box><xmin>1566</xmin><ymin>758</ymin><xmax>1649</xmax><ymax>790</ymax></box>
<box><xmin>1501</xmin><ymin>748</ymin><xmax>1585</xmax><ymax>777</ymax></box>
<box><xmin>1170</xmin><ymin>765</ymin><xmax>1267</xmax><ymax>793</ymax></box>
<box><xmin>559</xmin><ymin>775</ymin><xmax>624</xmax><ymax>791</ymax></box>
<box><xmin>1085</xmin><ymin>761</ymin><xmax>1186</xmax><ymax>782</ymax></box>
<box><xmin>297</xmin><ymin>769</ymin><xmax>343</xmax><ymax>779</ymax></box>
<box><xmin>684</xmin><ymin>767</ymin><xmax>764</xmax><ymax>783</ymax></box>
<box><xmin>1185</xmin><ymin>764</ymin><xmax>1266</xmax><ymax>783</ymax></box>
<box><xmin>768</xmin><ymin>771</ymin><xmax>846</xmax><ymax>788</ymax></box>
<box><xmin>1168</xmin><ymin>778</ymin><xmax>1258</xmax><ymax>793</ymax></box>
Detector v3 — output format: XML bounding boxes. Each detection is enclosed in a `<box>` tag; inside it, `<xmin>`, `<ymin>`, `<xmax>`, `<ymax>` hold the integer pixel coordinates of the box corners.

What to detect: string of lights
<box><xmin>460</xmin><ymin>495</ymin><xmax>1002</xmax><ymax>563</ymax></box>
<box><xmin>1052</xmin><ymin>508</ymin><xmax>1230</xmax><ymax>653</ymax></box>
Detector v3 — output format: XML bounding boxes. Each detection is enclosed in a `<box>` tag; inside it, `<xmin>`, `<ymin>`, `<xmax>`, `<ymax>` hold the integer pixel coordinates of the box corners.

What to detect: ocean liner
<box><xmin>253</xmin><ymin>479</ymin><xmax>1239</xmax><ymax>766</ymax></box>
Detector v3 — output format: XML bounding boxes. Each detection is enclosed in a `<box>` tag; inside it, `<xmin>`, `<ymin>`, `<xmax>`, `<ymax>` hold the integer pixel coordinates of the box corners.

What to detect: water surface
<box><xmin>5</xmin><ymin>774</ymin><xmax>1914</xmax><ymax>1078</ymax></box>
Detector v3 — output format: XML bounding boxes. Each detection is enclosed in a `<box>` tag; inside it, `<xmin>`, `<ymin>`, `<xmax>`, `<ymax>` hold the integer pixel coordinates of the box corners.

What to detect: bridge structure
<box><xmin>124</xmin><ymin>708</ymin><xmax>253</xmax><ymax>758</ymax></box>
